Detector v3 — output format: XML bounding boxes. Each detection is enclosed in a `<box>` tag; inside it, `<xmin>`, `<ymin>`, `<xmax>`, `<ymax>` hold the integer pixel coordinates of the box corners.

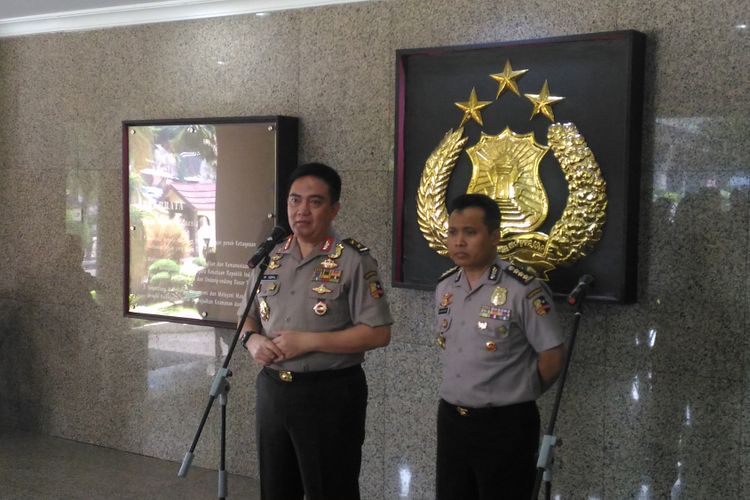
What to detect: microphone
<box><xmin>567</xmin><ymin>274</ymin><xmax>594</xmax><ymax>305</ymax></box>
<box><xmin>247</xmin><ymin>226</ymin><xmax>288</xmax><ymax>268</ymax></box>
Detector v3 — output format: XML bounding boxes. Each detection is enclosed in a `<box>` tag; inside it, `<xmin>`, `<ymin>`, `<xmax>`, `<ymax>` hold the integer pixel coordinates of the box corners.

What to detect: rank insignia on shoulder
<box><xmin>343</xmin><ymin>238</ymin><xmax>369</xmax><ymax>253</ymax></box>
<box><xmin>438</xmin><ymin>266</ymin><xmax>459</xmax><ymax>282</ymax></box>
<box><xmin>363</xmin><ymin>270</ymin><xmax>378</xmax><ymax>280</ymax></box>
<box><xmin>506</xmin><ymin>265</ymin><xmax>534</xmax><ymax>285</ymax></box>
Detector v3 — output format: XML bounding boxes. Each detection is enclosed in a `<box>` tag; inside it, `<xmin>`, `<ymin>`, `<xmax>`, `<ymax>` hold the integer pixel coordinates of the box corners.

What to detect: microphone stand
<box><xmin>177</xmin><ymin>255</ymin><xmax>269</xmax><ymax>499</ymax></box>
<box><xmin>531</xmin><ymin>281</ymin><xmax>591</xmax><ymax>500</ymax></box>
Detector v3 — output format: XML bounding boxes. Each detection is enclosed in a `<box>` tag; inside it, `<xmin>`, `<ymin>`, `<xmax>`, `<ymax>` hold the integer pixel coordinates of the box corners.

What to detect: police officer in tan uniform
<box><xmin>434</xmin><ymin>193</ymin><xmax>566</xmax><ymax>500</ymax></box>
<box><xmin>238</xmin><ymin>163</ymin><xmax>392</xmax><ymax>500</ymax></box>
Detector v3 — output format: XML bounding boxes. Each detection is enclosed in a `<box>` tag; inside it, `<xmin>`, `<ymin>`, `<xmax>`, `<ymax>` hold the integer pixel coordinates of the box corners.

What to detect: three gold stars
<box><xmin>490</xmin><ymin>60</ymin><xmax>528</xmax><ymax>98</ymax></box>
<box><xmin>454</xmin><ymin>62</ymin><xmax>565</xmax><ymax>125</ymax></box>
<box><xmin>455</xmin><ymin>87</ymin><xmax>492</xmax><ymax>127</ymax></box>
<box><xmin>524</xmin><ymin>80</ymin><xmax>564</xmax><ymax>122</ymax></box>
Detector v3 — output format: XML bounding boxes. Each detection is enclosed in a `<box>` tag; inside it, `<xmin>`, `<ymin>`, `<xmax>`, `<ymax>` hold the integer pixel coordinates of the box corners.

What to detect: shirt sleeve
<box><xmin>347</xmin><ymin>252</ymin><xmax>394</xmax><ymax>328</ymax></box>
<box><xmin>521</xmin><ymin>280</ymin><xmax>565</xmax><ymax>352</ymax></box>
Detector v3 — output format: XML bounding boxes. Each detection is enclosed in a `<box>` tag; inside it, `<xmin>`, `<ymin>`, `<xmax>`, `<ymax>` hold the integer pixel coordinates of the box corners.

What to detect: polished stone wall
<box><xmin>1</xmin><ymin>0</ymin><xmax>748</xmax><ymax>498</ymax></box>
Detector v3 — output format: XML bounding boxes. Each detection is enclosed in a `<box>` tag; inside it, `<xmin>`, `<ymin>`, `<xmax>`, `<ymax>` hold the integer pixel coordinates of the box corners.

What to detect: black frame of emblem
<box><xmin>392</xmin><ymin>30</ymin><xmax>645</xmax><ymax>303</ymax></box>
<box><xmin>122</xmin><ymin>115</ymin><xmax>298</xmax><ymax>328</ymax></box>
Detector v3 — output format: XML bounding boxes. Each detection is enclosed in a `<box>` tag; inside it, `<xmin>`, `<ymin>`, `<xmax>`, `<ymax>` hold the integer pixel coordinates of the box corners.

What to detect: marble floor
<box><xmin>0</xmin><ymin>430</ymin><xmax>260</xmax><ymax>499</ymax></box>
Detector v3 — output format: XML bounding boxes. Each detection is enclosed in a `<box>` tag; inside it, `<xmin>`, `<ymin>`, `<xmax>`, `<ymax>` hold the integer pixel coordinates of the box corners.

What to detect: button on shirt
<box><xmin>238</xmin><ymin>233</ymin><xmax>393</xmax><ymax>372</ymax></box>
<box><xmin>436</xmin><ymin>257</ymin><xmax>564</xmax><ymax>408</ymax></box>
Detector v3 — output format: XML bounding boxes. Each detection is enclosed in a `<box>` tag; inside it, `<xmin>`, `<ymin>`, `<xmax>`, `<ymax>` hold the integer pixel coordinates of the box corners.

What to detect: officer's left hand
<box><xmin>272</xmin><ymin>330</ymin><xmax>313</xmax><ymax>360</ymax></box>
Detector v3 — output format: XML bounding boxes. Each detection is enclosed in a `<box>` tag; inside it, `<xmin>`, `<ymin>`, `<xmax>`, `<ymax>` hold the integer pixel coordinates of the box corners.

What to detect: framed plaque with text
<box><xmin>123</xmin><ymin>116</ymin><xmax>298</xmax><ymax>328</ymax></box>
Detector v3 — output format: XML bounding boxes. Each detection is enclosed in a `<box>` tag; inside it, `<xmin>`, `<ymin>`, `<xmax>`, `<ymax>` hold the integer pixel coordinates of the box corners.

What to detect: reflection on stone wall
<box><xmin>0</xmin><ymin>0</ymin><xmax>748</xmax><ymax>498</ymax></box>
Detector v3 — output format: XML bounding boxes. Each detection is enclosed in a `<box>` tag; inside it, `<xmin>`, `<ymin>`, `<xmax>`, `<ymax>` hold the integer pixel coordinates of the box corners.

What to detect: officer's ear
<box><xmin>330</xmin><ymin>201</ymin><xmax>341</xmax><ymax>219</ymax></box>
<box><xmin>490</xmin><ymin>228</ymin><xmax>501</xmax><ymax>246</ymax></box>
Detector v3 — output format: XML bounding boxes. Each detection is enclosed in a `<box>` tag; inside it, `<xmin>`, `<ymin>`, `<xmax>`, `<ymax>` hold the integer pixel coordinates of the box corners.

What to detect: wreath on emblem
<box><xmin>416</xmin><ymin>62</ymin><xmax>608</xmax><ymax>280</ymax></box>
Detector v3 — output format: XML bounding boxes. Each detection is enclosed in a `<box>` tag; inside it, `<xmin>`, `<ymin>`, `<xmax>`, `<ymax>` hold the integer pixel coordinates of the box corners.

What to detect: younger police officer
<box><xmin>238</xmin><ymin>163</ymin><xmax>393</xmax><ymax>500</ymax></box>
<box><xmin>435</xmin><ymin>193</ymin><xmax>566</xmax><ymax>500</ymax></box>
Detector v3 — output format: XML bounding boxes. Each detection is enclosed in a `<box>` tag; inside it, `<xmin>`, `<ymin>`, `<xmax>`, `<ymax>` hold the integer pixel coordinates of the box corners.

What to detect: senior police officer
<box><xmin>434</xmin><ymin>193</ymin><xmax>566</xmax><ymax>500</ymax></box>
<box><xmin>238</xmin><ymin>162</ymin><xmax>393</xmax><ymax>500</ymax></box>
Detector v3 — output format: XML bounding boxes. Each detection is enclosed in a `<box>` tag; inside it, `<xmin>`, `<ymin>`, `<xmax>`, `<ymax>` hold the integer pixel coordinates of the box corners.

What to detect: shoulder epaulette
<box><xmin>505</xmin><ymin>264</ymin><xmax>535</xmax><ymax>285</ymax></box>
<box><xmin>342</xmin><ymin>238</ymin><xmax>369</xmax><ymax>254</ymax></box>
<box><xmin>438</xmin><ymin>266</ymin><xmax>460</xmax><ymax>282</ymax></box>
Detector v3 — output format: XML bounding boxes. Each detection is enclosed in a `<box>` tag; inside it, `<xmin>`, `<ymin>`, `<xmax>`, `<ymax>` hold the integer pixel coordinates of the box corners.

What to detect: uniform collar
<box><xmin>281</xmin><ymin>229</ymin><xmax>340</xmax><ymax>259</ymax></box>
<box><xmin>456</xmin><ymin>258</ymin><xmax>505</xmax><ymax>290</ymax></box>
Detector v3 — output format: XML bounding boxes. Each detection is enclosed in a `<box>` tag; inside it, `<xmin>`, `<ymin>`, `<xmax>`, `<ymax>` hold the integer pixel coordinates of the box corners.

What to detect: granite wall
<box><xmin>0</xmin><ymin>0</ymin><xmax>748</xmax><ymax>497</ymax></box>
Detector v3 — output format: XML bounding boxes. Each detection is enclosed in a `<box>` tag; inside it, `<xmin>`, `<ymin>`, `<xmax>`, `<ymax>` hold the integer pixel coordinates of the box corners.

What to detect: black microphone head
<box><xmin>580</xmin><ymin>274</ymin><xmax>595</xmax><ymax>286</ymax></box>
<box><xmin>269</xmin><ymin>225</ymin><xmax>288</xmax><ymax>244</ymax></box>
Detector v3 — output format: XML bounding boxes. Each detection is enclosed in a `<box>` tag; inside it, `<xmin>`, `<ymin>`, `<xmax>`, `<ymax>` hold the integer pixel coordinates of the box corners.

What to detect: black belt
<box><xmin>440</xmin><ymin>399</ymin><xmax>536</xmax><ymax>418</ymax></box>
<box><xmin>263</xmin><ymin>364</ymin><xmax>361</xmax><ymax>383</ymax></box>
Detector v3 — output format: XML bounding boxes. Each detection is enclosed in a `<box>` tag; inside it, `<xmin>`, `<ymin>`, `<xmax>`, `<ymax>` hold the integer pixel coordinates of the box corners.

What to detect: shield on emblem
<box><xmin>465</xmin><ymin>128</ymin><xmax>549</xmax><ymax>237</ymax></box>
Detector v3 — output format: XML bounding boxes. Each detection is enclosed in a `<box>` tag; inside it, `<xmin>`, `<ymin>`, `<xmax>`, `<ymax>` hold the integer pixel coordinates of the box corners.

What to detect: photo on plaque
<box><xmin>123</xmin><ymin>116</ymin><xmax>298</xmax><ymax>328</ymax></box>
<box><xmin>392</xmin><ymin>31</ymin><xmax>645</xmax><ymax>302</ymax></box>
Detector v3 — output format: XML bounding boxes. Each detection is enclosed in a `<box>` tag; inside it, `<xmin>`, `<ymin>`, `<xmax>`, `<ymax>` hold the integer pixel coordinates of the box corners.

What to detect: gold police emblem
<box><xmin>416</xmin><ymin>61</ymin><xmax>607</xmax><ymax>280</ymax></box>
<box><xmin>491</xmin><ymin>287</ymin><xmax>507</xmax><ymax>306</ymax></box>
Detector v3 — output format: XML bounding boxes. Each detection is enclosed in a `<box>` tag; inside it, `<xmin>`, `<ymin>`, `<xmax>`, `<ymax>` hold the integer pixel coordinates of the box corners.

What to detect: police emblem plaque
<box><xmin>393</xmin><ymin>31</ymin><xmax>645</xmax><ymax>303</ymax></box>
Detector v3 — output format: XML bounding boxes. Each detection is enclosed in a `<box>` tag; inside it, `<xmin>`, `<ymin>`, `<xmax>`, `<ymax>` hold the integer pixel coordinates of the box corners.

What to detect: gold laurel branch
<box><xmin>544</xmin><ymin>123</ymin><xmax>608</xmax><ymax>264</ymax></box>
<box><xmin>416</xmin><ymin>128</ymin><xmax>467</xmax><ymax>255</ymax></box>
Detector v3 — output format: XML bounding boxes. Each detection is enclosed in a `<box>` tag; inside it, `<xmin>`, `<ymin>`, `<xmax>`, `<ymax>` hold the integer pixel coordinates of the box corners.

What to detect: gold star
<box><xmin>524</xmin><ymin>80</ymin><xmax>564</xmax><ymax>121</ymax></box>
<box><xmin>454</xmin><ymin>87</ymin><xmax>492</xmax><ymax>127</ymax></box>
<box><xmin>489</xmin><ymin>59</ymin><xmax>528</xmax><ymax>98</ymax></box>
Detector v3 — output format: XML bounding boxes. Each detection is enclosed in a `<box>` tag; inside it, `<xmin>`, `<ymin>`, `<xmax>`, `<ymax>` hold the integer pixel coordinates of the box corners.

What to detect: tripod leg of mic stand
<box><xmin>531</xmin><ymin>434</ymin><xmax>556</xmax><ymax>499</ymax></box>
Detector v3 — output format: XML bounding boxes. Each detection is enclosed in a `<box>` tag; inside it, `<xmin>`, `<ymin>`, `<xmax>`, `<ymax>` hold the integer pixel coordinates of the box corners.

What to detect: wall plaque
<box><xmin>123</xmin><ymin>116</ymin><xmax>298</xmax><ymax>327</ymax></box>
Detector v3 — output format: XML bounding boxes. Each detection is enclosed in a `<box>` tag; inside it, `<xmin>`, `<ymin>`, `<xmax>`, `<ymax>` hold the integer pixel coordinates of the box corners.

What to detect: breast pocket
<box><xmin>307</xmin><ymin>284</ymin><xmax>347</xmax><ymax>323</ymax></box>
<box><xmin>258</xmin><ymin>280</ymin><xmax>280</xmax><ymax>298</ymax></box>
<box><xmin>477</xmin><ymin>319</ymin><xmax>525</xmax><ymax>356</ymax></box>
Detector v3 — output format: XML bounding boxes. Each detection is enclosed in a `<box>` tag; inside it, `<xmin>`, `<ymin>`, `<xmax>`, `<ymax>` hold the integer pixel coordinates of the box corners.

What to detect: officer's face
<box><xmin>447</xmin><ymin>207</ymin><xmax>499</xmax><ymax>271</ymax></box>
<box><xmin>287</xmin><ymin>175</ymin><xmax>340</xmax><ymax>244</ymax></box>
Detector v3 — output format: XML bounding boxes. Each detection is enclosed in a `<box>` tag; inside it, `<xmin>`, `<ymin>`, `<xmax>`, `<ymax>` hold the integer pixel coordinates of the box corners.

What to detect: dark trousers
<box><xmin>256</xmin><ymin>365</ymin><xmax>367</xmax><ymax>500</ymax></box>
<box><xmin>436</xmin><ymin>399</ymin><xmax>540</xmax><ymax>500</ymax></box>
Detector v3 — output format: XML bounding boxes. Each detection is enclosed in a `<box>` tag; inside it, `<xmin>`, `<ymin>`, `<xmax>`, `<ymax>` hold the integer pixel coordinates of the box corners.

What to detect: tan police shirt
<box><xmin>238</xmin><ymin>232</ymin><xmax>393</xmax><ymax>372</ymax></box>
<box><xmin>435</xmin><ymin>257</ymin><xmax>564</xmax><ymax>408</ymax></box>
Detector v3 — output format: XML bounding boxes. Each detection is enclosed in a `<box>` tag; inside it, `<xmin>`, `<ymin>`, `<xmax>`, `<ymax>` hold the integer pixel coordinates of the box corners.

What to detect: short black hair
<box><xmin>288</xmin><ymin>162</ymin><xmax>342</xmax><ymax>203</ymax></box>
<box><xmin>449</xmin><ymin>193</ymin><xmax>501</xmax><ymax>233</ymax></box>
